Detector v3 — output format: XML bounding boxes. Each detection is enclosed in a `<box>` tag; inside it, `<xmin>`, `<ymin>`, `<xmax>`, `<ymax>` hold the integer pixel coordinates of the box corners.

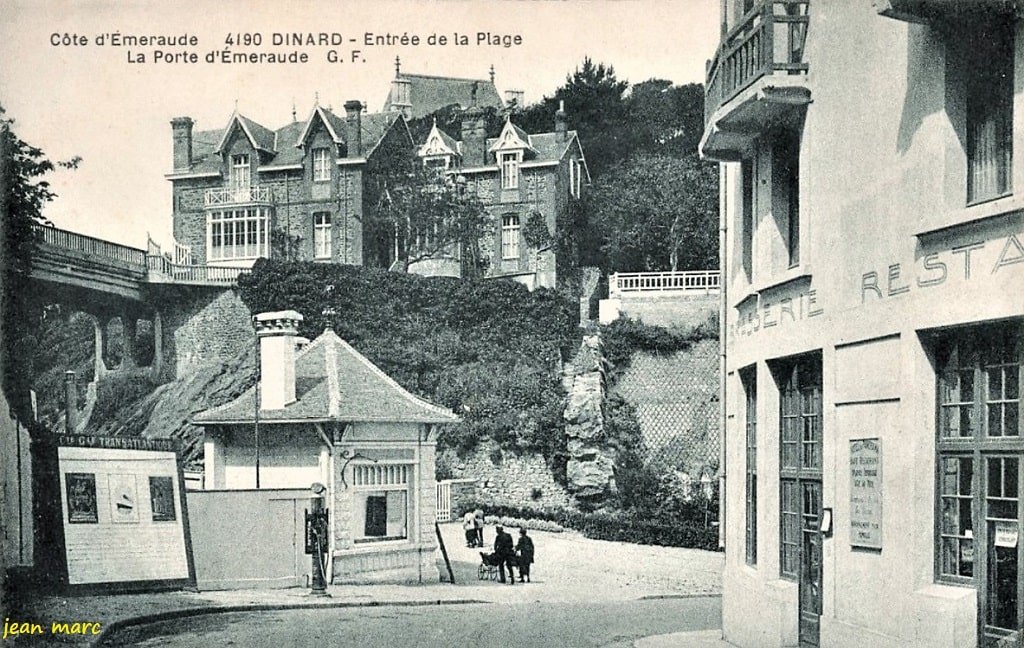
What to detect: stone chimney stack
<box><xmin>505</xmin><ymin>89</ymin><xmax>524</xmax><ymax>109</ymax></box>
<box><xmin>461</xmin><ymin>107</ymin><xmax>487</xmax><ymax>167</ymax></box>
<box><xmin>344</xmin><ymin>100</ymin><xmax>363</xmax><ymax>158</ymax></box>
<box><xmin>171</xmin><ymin>117</ymin><xmax>194</xmax><ymax>170</ymax></box>
<box><xmin>64</xmin><ymin>370</ymin><xmax>78</xmax><ymax>432</ymax></box>
<box><xmin>254</xmin><ymin>311</ymin><xmax>303</xmax><ymax>410</ymax></box>
<box><xmin>555</xmin><ymin>100</ymin><xmax>567</xmax><ymax>141</ymax></box>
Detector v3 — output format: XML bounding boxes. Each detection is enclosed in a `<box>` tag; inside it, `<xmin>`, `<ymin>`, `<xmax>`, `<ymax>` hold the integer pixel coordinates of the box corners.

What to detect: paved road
<box><xmin>110</xmin><ymin>597</ymin><xmax>721</xmax><ymax>648</ymax></box>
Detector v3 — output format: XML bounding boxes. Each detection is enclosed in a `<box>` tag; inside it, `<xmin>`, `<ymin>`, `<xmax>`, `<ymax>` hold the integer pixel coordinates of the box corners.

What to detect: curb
<box><xmin>637</xmin><ymin>593</ymin><xmax>723</xmax><ymax>600</ymax></box>
<box><xmin>90</xmin><ymin>598</ymin><xmax>490</xmax><ymax>646</ymax></box>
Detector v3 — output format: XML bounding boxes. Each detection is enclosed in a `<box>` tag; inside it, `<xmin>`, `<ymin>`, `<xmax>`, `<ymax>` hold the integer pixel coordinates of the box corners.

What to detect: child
<box><xmin>463</xmin><ymin>510</ymin><xmax>477</xmax><ymax>547</ymax></box>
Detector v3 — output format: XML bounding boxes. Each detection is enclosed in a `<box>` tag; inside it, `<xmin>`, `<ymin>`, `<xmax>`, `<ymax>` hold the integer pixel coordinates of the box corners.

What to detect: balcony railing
<box><xmin>145</xmin><ymin>255</ymin><xmax>247</xmax><ymax>285</ymax></box>
<box><xmin>609</xmin><ymin>271</ymin><xmax>721</xmax><ymax>297</ymax></box>
<box><xmin>33</xmin><ymin>223</ymin><xmax>146</xmax><ymax>266</ymax></box>
<box><xmin>704</xmin><ymin>0</ymin><xmax>810</xmax><ymax>126</ymax></box>
<box><xmin>204</xmin><ymin>185</ymin><xmax>274</xmax><ymax>207</ymax></box>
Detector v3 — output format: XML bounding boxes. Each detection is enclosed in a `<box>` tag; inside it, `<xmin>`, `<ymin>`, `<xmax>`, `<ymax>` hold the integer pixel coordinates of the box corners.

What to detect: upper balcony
<box><xmin>874</xmin><ymin>0</ymin><xmax>1022</xmax><ymax>24</ymax></box>
<box><xmin>701</xmin><ymin>0</ymin><xmax>811</xmax><ymax>161</ymax></box>
<box><xmin>203</xmin><ymin>185</ymin><xmax>274</xmax><ymax>208</ymax></box>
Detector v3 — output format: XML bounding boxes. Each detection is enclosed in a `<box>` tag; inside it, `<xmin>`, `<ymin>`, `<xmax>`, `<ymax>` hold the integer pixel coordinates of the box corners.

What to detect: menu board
<box><xmin>850</xmin><ymin>438</ymin><xmax>882</xmax><ymax>549</ymax></box>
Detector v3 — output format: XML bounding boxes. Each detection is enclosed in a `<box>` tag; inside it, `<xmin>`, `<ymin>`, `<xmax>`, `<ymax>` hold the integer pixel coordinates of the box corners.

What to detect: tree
<box><xmin>585</xmin><ymin>153</ymin><xmax>718</xmax><ymax>273</ymax></box>
<box><xmin>519</xmin><ymin>58</ymin><xmax>631</xmax><ymax>178</ymax></box>
<box><xmin>1</xmin><ymin>105</ymin><xmax>78</xmax><ymax>420</ymax></box>
<box><xmin>373</xmin><ymin>162</ymin><xmax>492</xmax><ymax>275</ymax></box>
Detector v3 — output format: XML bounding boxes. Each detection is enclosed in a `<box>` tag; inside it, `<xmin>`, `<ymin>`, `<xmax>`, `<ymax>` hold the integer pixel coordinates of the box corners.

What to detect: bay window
<box><xmin>207</xmin><ymin>207</ymin><xmax>270</xmax><ymax>262</ymax></box>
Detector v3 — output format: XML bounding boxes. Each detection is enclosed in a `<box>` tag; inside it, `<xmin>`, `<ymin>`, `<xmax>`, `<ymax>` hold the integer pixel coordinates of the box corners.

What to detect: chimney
<box><xmin>254</xmin><ymin>310</ymin><xmax>303</xmax><ymax>410</ymax></box>
<box><xmin>64</xmin><ymin>370</ymin><xmax>78</xmax><ymax>432</ymax></box>
<box><xmin>461</xmin><ymin>107</ymin><xmax>487</xmax><ymax>167</ymax></box>
<box><xmin>344</xmin><ymin>100</ymin><xmax>363</xmax><ymax>158</ymax></box>
<box><xmin>555</xmin><ymin>100</ymin><xmax>567</xmax><ymax>141</ymax></box>
<box><xmin>171</xmin><ymin>117</ymin><xmax>194</xmax><ymax>170</ymax></box>
<box><xmin>504</xmin><ymin>89</ymin><xmax>524</xmax><ymax>109</ymax></box>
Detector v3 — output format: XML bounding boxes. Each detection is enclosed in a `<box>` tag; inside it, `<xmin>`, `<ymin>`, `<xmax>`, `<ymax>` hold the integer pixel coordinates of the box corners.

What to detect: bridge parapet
<box><xmin>34</xmin><ymin>223</ymin><xmax>146</xmax><ymax>268</ymax></box>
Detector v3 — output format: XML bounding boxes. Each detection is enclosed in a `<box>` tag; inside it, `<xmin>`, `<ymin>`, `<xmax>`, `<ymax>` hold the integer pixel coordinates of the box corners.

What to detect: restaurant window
<box><xmin>741</xmin><ymin>157</ymin><xmax>754</xmax><ymax>280</ymax></box>
<box><xmin>777</xmin><ymin>354</ymin><xmax>822</xmax><ymax>581</ymax></box>
<box><xmin>352</xmin><ymin>463</ymin><xmax>410</xmax><ymax>543</ymax></box>
<box><xmin>771</xmin><ymin>131</ymin><xmax>801</xmax><ymax>267</ymax></box>
<box><xmin>743</xmin><ymin>368</ymin><xmax>758</xmax><ymax>566</ymax></box>
<box><xmin>935</xmin><ymin>323</ymin><xmax>1022</xmax><ymax>645</ymax></box>
<box><xmin>501</xmin><ymin>213</ymin><xmax>520</xmax><ymax>259</ymax></box>
<box><xmin>965</xmin><ymin>18</ymin><xmax>1014</xmax><ymax>205</ymax></box>
<box><xmin>312</xmin><ymin>147</ymin><xmax>331</xmax><ymax>182</ymax></box>
<box><xmin>313</xmin><ymin>212</ymin><xmax>331</xmax><ymax>259</ymax></box>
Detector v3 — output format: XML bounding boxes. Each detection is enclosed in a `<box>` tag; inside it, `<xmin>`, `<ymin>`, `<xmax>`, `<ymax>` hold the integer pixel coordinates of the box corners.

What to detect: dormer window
<box><xmin>231</xmin><ymin>154</ymin><xmax>250</xmax><ymax>191</ymax></box>
<box><xmin>313</xmin><ymin>147</ymin><xmax>331</xmax><ymax>182</ymax></box>
<box><xmin>499</xmin><ymin>151</ymin><xmax>521</xmax><ymax>189</ymax></box>
<box><xmin>424</xmin><ymin>156</ymin><xmax>450</xmax><ymax>172</ymax></box>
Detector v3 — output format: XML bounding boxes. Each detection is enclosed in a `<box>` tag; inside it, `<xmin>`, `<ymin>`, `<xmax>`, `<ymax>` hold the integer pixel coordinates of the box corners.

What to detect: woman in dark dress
<box><xmin>516</xmin><ymin>527</ymin><xmax>534</xmax><ymax>583</ymax></box>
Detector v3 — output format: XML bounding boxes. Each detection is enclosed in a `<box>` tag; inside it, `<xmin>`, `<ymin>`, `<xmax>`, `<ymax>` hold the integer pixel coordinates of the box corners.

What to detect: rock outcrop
<box><xmin>563</xmin><ymin>334</ymin><xmax>616</xmax><ymax>502</ymax></box>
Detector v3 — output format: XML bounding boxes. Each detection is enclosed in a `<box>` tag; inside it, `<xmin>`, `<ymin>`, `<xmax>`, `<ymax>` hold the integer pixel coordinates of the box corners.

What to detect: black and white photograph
<box><xmin>0</xmin><ymin>1</ymin><xmax>1021</xmax><ymax>647</ymax></box>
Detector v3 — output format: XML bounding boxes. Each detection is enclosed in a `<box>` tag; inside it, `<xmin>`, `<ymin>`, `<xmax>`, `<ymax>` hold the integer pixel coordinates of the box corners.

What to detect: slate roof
<box><xmin>175</xmin><ymin>110</ymin><xmax>405</xmax><ymax>174</ymax></box>
<box><xmin>193</xmin><ymin>328</ymin><xmax>459</xmax><ymax>426</ymax></box>
<box><xmin>424</xmin><ymin>125</ymin><xmax>583</xmax><ymax>167</ymax></box>
<box><xmin>384</xmin><ymin>73</ymin><xmax>504</xmax><ymax>119</ymax></box>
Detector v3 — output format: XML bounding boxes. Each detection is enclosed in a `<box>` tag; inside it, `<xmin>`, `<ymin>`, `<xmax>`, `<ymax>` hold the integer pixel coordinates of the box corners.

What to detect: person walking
<box><xmin>493</xmin><ymin>526</ymin><xmax>516</xmax><ymax>584</ymax></box>
<box><xmin>463</xmin><ymin>510</ymin><xmax>477</xmax><ymax>547</ymax></box>
<box><xmin>515</xmin><ymin>527</ymin><xmax>534</xmax><ymax>583</ymax></box>
<box><xmin>473</xmin><ymin>507</ymin><xmax>485</xmax><ymax>547</ymax></box>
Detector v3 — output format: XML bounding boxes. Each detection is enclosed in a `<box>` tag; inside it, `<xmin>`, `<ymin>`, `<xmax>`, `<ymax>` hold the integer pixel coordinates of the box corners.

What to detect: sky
<box><xmin>0</xmin><ymin>0</ymin><xmax>719</xmax><ymax>249</ymax></box>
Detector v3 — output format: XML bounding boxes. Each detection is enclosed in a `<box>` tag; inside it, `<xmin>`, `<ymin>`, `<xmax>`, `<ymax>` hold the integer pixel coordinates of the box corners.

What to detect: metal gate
<box><xmin>186</xmin><ymin>489</ymin><xmax>312</xmax><ymax>590</ymax></box>
<box><xmin>436</xmin><ymin>480</ymin><xmax>452</xmax><ymax>522</ymax></box>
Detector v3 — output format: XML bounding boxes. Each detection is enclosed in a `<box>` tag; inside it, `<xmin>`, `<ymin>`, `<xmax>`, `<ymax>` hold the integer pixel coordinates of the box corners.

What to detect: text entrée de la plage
<box><xmin>48</xmin><ymin>31</ymin><xmax>525</xmax><ymax>65</ymax></box>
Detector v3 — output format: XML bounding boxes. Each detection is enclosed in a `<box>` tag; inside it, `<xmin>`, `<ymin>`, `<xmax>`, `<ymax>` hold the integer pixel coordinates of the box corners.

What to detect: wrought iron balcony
<box><xmin>702</xmin><ymin>1</ymin><xmax>810</xmax><ymax>159</ymax></box>
<box><xmin>203</xmin><ymin>185</ymin><xmax>274</xmax><ymax>207</ymax></box>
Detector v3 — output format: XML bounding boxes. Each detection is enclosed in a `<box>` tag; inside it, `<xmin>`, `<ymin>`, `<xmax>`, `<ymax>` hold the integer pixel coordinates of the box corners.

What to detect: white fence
<box><xmin>608</xmin><ymin>270</ymin><xmax>721</xmax><ymax>297</ymax></box>
<box><xmin>436</xmin><ymin>480</ymin><xmax>453</xmax><ymax>523</ymax></box>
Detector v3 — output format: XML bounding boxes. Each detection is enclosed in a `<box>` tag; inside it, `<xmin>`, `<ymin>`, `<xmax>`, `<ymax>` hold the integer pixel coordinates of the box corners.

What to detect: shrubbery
<box><xmin>455</xmin><ymin>488</ymin><xmax>719</xmax><ymax>551</ymax></box>
<box><xmin>237</xmin><ymin>260</ymin><xmax>579</xmax><ymax>468</ymax></box>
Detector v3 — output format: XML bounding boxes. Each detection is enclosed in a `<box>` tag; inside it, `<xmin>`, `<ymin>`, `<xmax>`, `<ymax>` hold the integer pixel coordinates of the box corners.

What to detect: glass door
<box><xmin>799</xmin><ymin>480</ymin><xmax>823</xmax><ymax>648</ymax></box>
<box><xmin>982</xmin><ymin>455</ymin><xmax>1021</xmax><ymax>647</ymax></box>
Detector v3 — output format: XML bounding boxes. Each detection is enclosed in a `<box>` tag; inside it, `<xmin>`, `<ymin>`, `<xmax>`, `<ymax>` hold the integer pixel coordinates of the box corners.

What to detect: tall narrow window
<box><xmin>569</xmin><ymin>158</ymin><xmax>582</xmax><ymax>198</ymax></box>
<box><xmin>231</xmin><ymin>154</ymin><xmax>250</xmax><ymax>193</ymax></box>
<box><xmin>777</xmin><ymin>355</ymin><xmax>822</xmax><ymax>581</ymax></box>
<box><xmin>772</xmin><ymin>131</ymin><xmax>801</xmax><ymax>267</ymax></box>
<box><xmin>743</xmin><ymin>368</ymin><xmax>758</xmax><ymax>566</ymax></box>
<box><xmin>312</xmin><ymin>147</ymin><xmax>331</xmax><ymax>182</ymax></box>
<box><xmin>966</xmin><ymin>19</ymin><xmax>1014</xmax><ymax>204</ymax></box>
<box><xmin>500</xmin><ymin>152</ymin><xmax>520</xmax><ymax>189</ymax></box>
<box><xmin>741</xmin><ymin>158</ymin><xmax>754</xmax><ymax>279</ymax></box>
<box><xmin>501</xmin><ymin>214</ymin><xmax>520</xmax><ymax>259</ymax></box>
<box><xmin>313</xmin><ymin>212</ymin><xmax>331</xmax><ymax>259</ymax></box>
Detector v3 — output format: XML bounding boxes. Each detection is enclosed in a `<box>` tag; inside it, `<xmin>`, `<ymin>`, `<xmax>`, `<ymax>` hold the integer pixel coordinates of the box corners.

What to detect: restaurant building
<box><xmin>702</xmin><ymin>2</ymin><xmax>1023</xmax><ymax>646</ymax></box>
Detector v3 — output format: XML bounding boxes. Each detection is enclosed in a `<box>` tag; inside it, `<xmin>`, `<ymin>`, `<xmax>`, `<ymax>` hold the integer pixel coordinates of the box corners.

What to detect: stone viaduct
<box><xmin>29</xmin><ymin>224</ymin><xmax>252</xmax><ymax>391</ymax></box>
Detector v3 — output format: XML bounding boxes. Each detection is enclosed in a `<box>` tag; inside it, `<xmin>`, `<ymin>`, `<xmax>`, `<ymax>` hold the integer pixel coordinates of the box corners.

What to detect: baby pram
<box><xmin>478</xmin><ymin>552</ymin><xmax>511</xmax><ymax>581</ymax></box>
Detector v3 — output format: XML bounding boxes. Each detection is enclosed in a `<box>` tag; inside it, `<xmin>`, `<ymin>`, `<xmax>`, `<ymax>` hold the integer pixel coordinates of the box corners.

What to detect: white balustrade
<box><xmin>608</xmin><ymin>270</ymin><xmax>721</xmax><ymax>297</ymax></box>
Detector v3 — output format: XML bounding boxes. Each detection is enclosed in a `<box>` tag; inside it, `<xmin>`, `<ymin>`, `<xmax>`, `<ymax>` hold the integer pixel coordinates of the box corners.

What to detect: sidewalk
<box><xmin>634</xmin><ymin>629</ymin><xmax>733</xmax><ymax>648</ymax></box>
<box><xmin>8</xmin><ymin>523</ymin><xmax>723</xmax><ymax>646</ymax></box>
